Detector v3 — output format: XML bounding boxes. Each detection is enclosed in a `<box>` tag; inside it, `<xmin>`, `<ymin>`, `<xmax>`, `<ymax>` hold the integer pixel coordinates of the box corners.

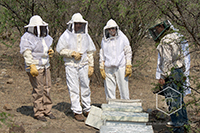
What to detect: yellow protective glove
<box><xmin>100</xmin><ymin>69</ymin><xmax>106</xmax><ymax>80</ymax></box>
<box><xmin>125</xmin><ymin>65</ymin><xmax>132</xmax><ymax>78</ymax></box>
<box><xmin>88</xmin><ymin>66</ymin><xmax>94</xmax><ymax>78</ymax></box>
<box><xmin>30</xmin><ymin>64</ymin><xmax>39</xmax><ymax>77</ymax></box>
<box><xmin>48</xmin><ymin>49</ymin><xmax>54</xmax><ymax>57</ymax></box>
<box><xmin>71</xmin><ymin>51</ymin><xmax>82</xmax><ymax>60</ymax></box>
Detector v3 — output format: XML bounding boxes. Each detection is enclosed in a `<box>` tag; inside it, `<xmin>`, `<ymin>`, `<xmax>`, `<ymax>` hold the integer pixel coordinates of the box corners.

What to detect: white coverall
<box><xmin>56</xmin><ymin>13</ymin><xmax>96</xmax><ymax>114</ymax></box>
<box><xmin>99</xmin><ymin>19</ymin><xmax>132</xmax><ymax>99</ymax></box>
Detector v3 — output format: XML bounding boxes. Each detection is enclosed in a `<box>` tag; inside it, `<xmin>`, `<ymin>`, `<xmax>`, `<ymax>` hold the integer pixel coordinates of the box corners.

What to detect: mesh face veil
<box><xmin>74</xmin><ymin>22</ymin><xmax>86</xmax><ymax>33</ymax></box>
<box><xmin>24</xmin><ymin>15</ymin><xmax>49</xmax><ymax>37</ymax></box>
<box><xmin>40</xmin><ymin>26</ymin><xmax>48</xmax><ymax>37</ymax></box>
<box><xmin>25</xmin><ymin>26</ymin><xmax>48</xmax><ymax>37</ymax></box>
<box><xmin>103</xmin><ymin>19</ymin><xmax>119</xmax><ymax>40</ymax></box>
<box><xmin>105</xmin><ymin>27</ymin><xmax>118</xmax><ymax>39</ymax></box>
<box><xmin>67</xmin><ymin>13</ymin><xmax>88</xmax><ymax>34</ymax></box>
<box><xmin>148</xmin><ymin>20</ymin><xmax>171</xmax><ymax>41</ymax></box>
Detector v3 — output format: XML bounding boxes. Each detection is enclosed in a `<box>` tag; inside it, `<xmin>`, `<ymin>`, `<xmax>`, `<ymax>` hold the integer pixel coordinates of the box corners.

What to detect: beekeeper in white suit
<box><xmin>56</xmin><ymin>13</ymin><xmax>96</xmax><ymax>122</ymax></box>
<box><xmin>20</xmin><ymin>15</ymin><xmax>56</xmax><ymax>122</ymax></box>
<box><xmin>99</xmin><ymin>19</ymin><xmax>132</xmax><ymax>100</ymax></box>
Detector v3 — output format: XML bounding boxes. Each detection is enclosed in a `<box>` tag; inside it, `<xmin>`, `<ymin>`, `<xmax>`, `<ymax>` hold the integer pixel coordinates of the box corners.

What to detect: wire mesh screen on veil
<box><xmin>75</xmin><ymin>23</ymin><xmax>86</xmax><ymax>33</ymax></box>
<box><xmin>105</xmin><ymin>27</ymin><xmax>118</xmax><ymax>39</ymax></box>
<box><xmin>149</xmin><ymin>20</ymin><xmax>171</xmax><ymax>41</ymax></box>
<box><xmin>25</xmin><ymin>26</ymin><xmax>48</xmax><ymax>37</ymax></box>
<box><xmin>67</xmin><ymin>22</ymin><xmax>86</xmax><ymax>34</ymax></box>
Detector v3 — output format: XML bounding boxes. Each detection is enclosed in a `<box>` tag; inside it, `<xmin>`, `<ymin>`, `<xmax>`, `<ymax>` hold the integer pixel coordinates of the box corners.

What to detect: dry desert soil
<box><xmin>0</xmin><ymin>38</ymin><xmax>199</xmax><ymax>133</ymax></box>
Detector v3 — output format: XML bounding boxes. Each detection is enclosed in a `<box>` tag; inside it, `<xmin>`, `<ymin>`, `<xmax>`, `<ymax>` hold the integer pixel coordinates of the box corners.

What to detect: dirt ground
<box><xmin>0</xmin><ymin>38</ymin><xmax>199</xmax><ymax>133</ymax></box>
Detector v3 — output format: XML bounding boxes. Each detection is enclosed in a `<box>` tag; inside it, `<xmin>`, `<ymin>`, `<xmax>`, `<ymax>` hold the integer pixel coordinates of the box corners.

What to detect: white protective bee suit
<box><xmin>56</xmin><ymin>13</ymin><xmax>96</xmax><ymax>114</ymax></box>
<box><xmin>99</xmin><ymin>19</ymin><xmax>132</xmax><ymax>99</ymax></box>
<box><xmin>20</xmin><ymin>15</ymin><xmax>54</xmax><ymax>118</ymax></box>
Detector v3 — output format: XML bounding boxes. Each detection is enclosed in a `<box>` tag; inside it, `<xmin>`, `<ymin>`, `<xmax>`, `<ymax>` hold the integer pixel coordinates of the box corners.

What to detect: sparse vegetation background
<box><xmin>0</xmin><ymin>0</ymin><xmax>200</xmax><ymax>132</ymax></box>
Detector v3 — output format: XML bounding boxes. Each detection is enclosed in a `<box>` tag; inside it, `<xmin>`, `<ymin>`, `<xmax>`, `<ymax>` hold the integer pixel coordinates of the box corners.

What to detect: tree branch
<box><xmin>0</xmin><ymin>2</ymin><xmax>28</xmax><ymax>24</ymax></box>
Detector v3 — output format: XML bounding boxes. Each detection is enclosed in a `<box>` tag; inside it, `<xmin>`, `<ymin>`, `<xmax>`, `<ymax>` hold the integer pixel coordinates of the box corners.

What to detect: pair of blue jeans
<box><xmin>163</xmin><ymin>68</ymin><xmax>188</xmax><ymax>133</ymax></box>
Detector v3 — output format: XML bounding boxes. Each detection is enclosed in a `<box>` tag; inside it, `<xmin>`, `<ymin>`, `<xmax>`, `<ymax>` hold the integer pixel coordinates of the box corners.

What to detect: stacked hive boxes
<box><xmin>85</xmin><ymin>99</ymin><xmax>154</xmax><ymax>133</ymax></box>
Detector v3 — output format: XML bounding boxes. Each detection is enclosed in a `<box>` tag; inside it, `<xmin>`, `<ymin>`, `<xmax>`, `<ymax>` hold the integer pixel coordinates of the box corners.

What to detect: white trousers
<box><xmin>104</xmin><ymin>66</ymin><xmax>130</xmax><ymax>100</ymax></box>
<box><xmin>65</xmin><ymin>65</ymin><xmax>91</xmax><ymax>114</ymax></box>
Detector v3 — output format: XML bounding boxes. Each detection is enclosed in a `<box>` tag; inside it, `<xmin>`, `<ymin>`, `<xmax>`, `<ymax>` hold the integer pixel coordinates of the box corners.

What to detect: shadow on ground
<box><xmin>52</xmin><ymin>102</ymin><xmax>73</xmax><ymax>117</ymax></box>
<box><xmin>147</xmin><ymin>110</ymin><xmax>174</xmax><ymax>133</ymax></box>
<box><xmin>16</xmin><ymin>106</ymin><xmax>34</xmax><ymax>118</ymax></box>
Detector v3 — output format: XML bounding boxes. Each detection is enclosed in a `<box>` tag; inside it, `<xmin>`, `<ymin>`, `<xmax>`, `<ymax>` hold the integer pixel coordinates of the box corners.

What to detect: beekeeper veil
<box><xmin>148</xmin><ymin>20</ymin><xmax>171</xmax><ymax>41</ymax></box>
<box><xmin>103</xmin><ymin>19</ymin><xmax>119</xmax><ymax>40</ymax></box>
<box><xmin>24</xmin><ymin>15</ymin><xmax>49</xmax><ymax>37</ymax></box>
<box><xmin>67</xmin><ymin>13</ymin><xmax>88</xmax><ymax>34</ymax></box>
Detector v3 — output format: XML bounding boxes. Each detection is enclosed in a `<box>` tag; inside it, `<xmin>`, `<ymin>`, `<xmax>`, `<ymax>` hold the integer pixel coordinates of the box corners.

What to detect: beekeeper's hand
<box><xmin>125</xmin><ymin>65</ymin><xmax>132</xmax><ymax>78</ymax></box>
<box><xmin>158</xmin><ymin>78</ymin><xmax>165</xmax><ymax>85</ymax></box>
<box><xmin>71</xmin><ymin>51</ymin><xmax>82</xmax><ymax>60</ymax></box>
<box><xmin>100</xmin><ymin>69</ymin><xmax>106</xmax><ymax>80</ymax></box>
<box><xmin>30</xmin><ymin>64</ymin><xmax>39</xmax><ymax>77</ymax></box>
<box><xmin>48</xmin><ymin>49</ymin><xmax>54</xmax><ymax>57</ymax></box>
<box><xmin>88</xmin><ymin>66</ymin><xmax>94</xmax><ymax>78</ymax></box>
